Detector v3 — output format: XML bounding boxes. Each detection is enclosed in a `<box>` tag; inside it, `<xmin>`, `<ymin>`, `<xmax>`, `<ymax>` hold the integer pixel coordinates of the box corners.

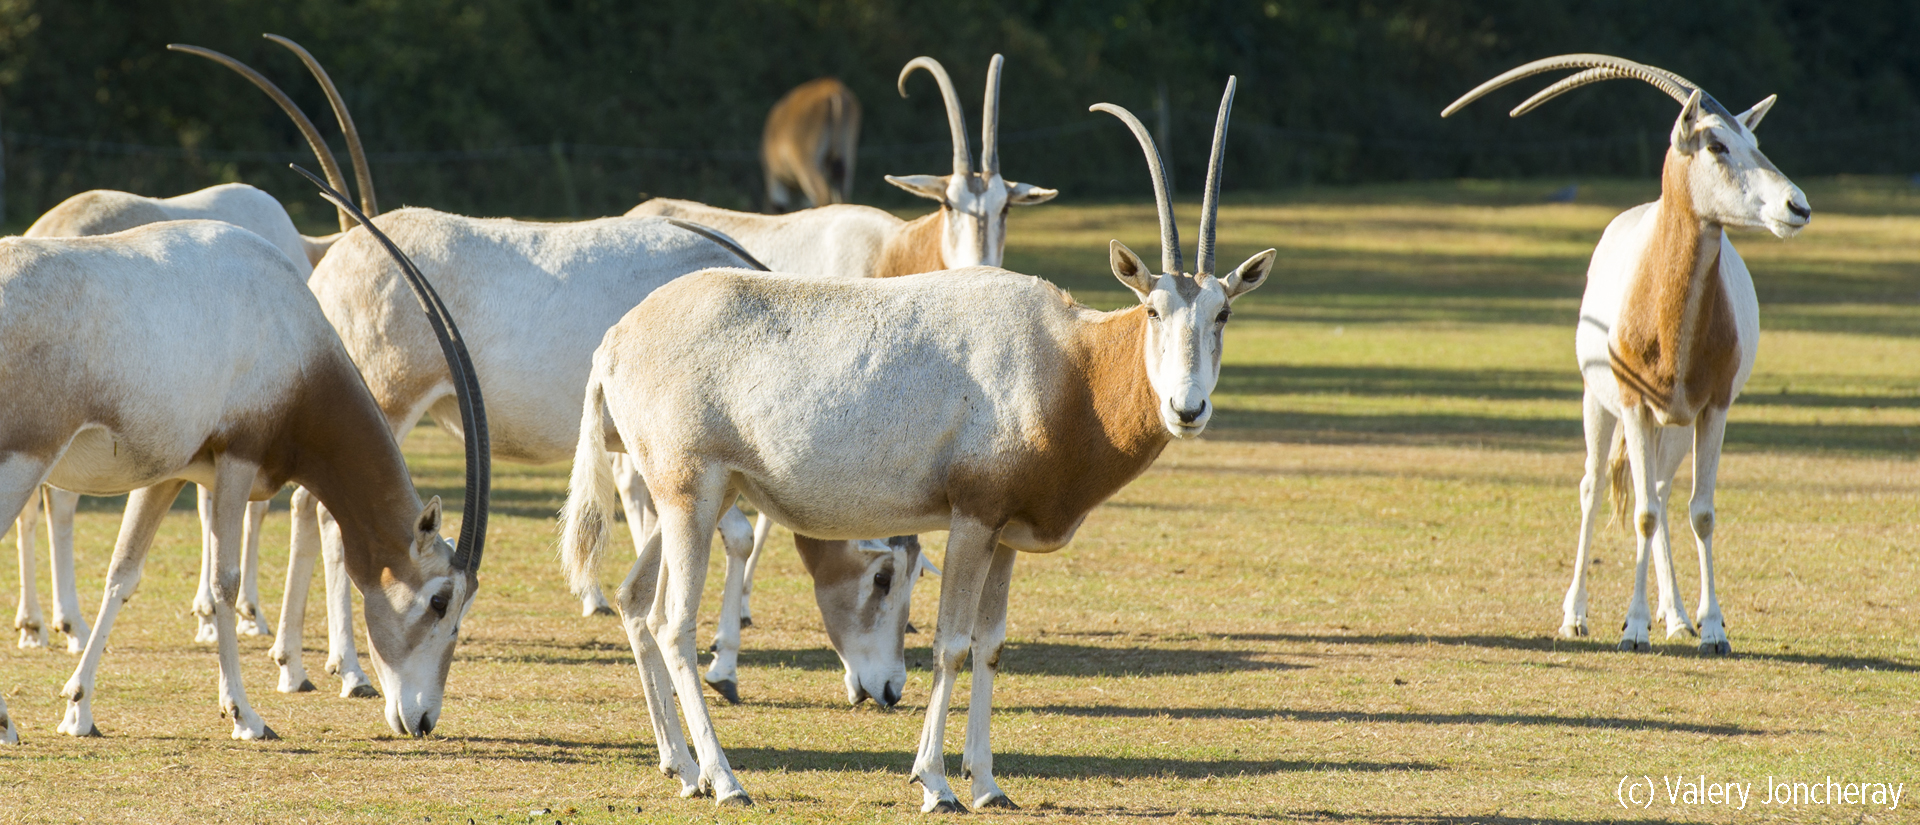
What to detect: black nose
<box><xmin>881</xmin><ymin>683</ymin><xmax>902</xmax><ymax>708</ymax></box>
<box><xmin>1787</xmin><ymin>201</ymin><xmax>1810</xmax><ymax>219</ymax></box>
<box><xmin>1174</xmin><ymin>401</ymin><xmax>1207</xmax><ymax>424</ymax></box>
<box><xmin>415</xmin><ymin>714</ymin><xmax>433</xmax><ymax>737</ymax></box>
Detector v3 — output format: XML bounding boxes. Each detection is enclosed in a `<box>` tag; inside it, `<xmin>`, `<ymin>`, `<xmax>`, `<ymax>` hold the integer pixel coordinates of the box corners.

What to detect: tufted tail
<box><xmin>1606</xmin><ymin>426</ymin><xmax>1631</xmax><ymax>532</ymax></box>
<box><xmin>559</xmin><ymin>375</ymin><xmax>617</xmax><ymax>597</ymax></box>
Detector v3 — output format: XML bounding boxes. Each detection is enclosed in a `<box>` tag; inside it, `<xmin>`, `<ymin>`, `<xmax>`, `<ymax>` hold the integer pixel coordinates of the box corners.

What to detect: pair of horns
<box><xmin>898</xmin><ymin>54</ymin><xmax>1005</xmax><ymax>179</ymax></box>
<box><xmin>171</xmin><ymin>36</ymin><xmax>378</xmax><ymax>232</ymax></box>
<box><xmin>1441</xmin><ymin>53</ymin><xmax>1737</xmax><ymax>123</ymax></box>
<box><xmin>293</xmin><ymin>165</ymin><xmax>489</xmax><ymax>575</ymax></box>
<box><xmin>1092</xmin><ymin>76</ymin><xmax>1237</xmax><ymax>277</ymax></box>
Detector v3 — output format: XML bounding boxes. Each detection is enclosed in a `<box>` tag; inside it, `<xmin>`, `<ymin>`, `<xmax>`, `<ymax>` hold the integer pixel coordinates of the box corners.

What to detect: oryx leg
<box><xmin>192</xmin><ymin>485</ymin><xmax>220</xmax><ymax>643</ymax></box>
<box><xmin>912</xmin><ymin>516</ymin><xmax>1002</xmax><ymax>813</ymax></box>
<box><xmin>317</xmin><ymin>502</ymin><xmax>378</xmax><ymax>698</ymax></box>
<box><xmin>1649</xmin><ymin>427</ymin><xmax>1696</xmax><ymax>639</ymax></box>
<box><xmin>44</xmin><ymin>488</ymin><xmax>88</xmax><ymax>652</ymax></box>
<box><xmin>612</xmin><ymin>484</ymin><xmax>699</xmax><ymax>793</ymax></box>
<box><xmin>702</xmin><ymin>504</ymin><xmax>754</xmax><ymax>704</ymax></box>
<box><xmin>203</xmin><ymin>457</ymin><xmax>277</xmax><ymax>740</ymax></box>
<box><xmin>14</xmin><ymin>489</ymin><xmax>46</xmax><ymax>648</ymax></box>
<box><xmin>651</xmin><ymin>469</ymin><xmax>750</xmax><ymax>806</ymax></box>
<box><xmin>1617</xmin><ymin>411</ymin><xmax>1660</xmax><ymax>652</ymax></box>
<box><xmin>270</xmin><ymin>487</ymin><xmax>320</xmax><ymax>693</ymax></box>
<box><xmin>1690</xmin><ymin>408</ymin><xmax>1732</xmax><ymax>655</ymax></box>
<box><xmin>61</xmin><ymin>478</ymin><xmax>187</xmax><ymax>737</ymax></box>
<box><xmin>739</xmin><ymin>512</ymin><xmax>774</xmax><ymax>628</ymax></box>
<box><xmin>235</xmin><ymin>499</ymin><xmax>271</xmax><ymax>636</ymax></box>
<box><xmin>0</xmin><ymin>691</ymin><xmax>15</xmax><ymax>745</ymax></box>
<box><xmin>1563</xmin><ymin>392</ymin><xmax>1615</xmax><ymax>638</ymax></box>
<box><xmin>0</xmin><ymin>459</ymin><xmax>50</xmax><ymax>742</ymax></box>
<box><xmin>961</xmin><ymin>543</ymin><xmax>1019</xmax><ymax>810</ymax></box>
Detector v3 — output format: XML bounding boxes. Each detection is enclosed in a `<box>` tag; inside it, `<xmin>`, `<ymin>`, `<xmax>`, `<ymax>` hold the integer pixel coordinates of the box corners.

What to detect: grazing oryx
<box><xmin>630</xmin><ymin>54</ymin><xmax>1053</xmax><ymax>690</ymax></box>
<box><xmin>562</xmin><ymin>78</ymin><xmax>1270</xmax><ymax>810</ymax></box>
<box><xmin>761</xmin><ymin>77</ymin><xmax>860</xmax><ymax>211</ymax></box>
<box><xmin>1444</xmin><ymin>54</ymin><xmax>1810</xmax><ymax>654</ymax></box>
<box><xmin>0</xmin><ymin>169</ymin><xmax>489</xmax><ymax>741</ymax></box>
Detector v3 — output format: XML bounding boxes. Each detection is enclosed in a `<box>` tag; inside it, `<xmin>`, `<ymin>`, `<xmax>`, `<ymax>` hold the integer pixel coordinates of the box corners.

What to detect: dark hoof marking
<box><xmin>716</xmin><ymin>792</ymin><xmax>753</xmax><ymax>808</ymax></box>
<box><xmin>1616</xmin><ymin>639</ymin><xmax>1650</xmax><ymax>653</ymax></box>
<box><xmin>295</xmin><ymin>679</ymin><xmax>317</xmax><ymax>693</ymax></box>
<box><xmin>906</xmin><ymin>623</ymin><xmax>920</xmax><ymax>635</ymax></box>
<box><xmin>83</xmin><ymin>724</ymin><xmax>103</xmax><ymax>738</ymax></box>
<box><xmin>707</xmin><ymin>642</ymin><xmax>718</xmax><ymax>653</ymax></box>
<box><xmin>1699</xmin><ymin>640</ymin><xmax>1732</xmax><ymax>656</ymax></box>
<box><xmin>707</xmin><ymin>679</ymin><xmax>741</xmax><ymax>705</ymax></box>
<box><xmin>977</xmin><ymin>794</ymin><xmax>1018</xmax><ymax>810</ymax></box>
<box><xmin>258</xmin><ymin>725</ymin><xmax>280</xmax><ymax>741</ymax></box>
<box><xmin>591</xmin><ymin>605</ymin><xmax>617</xmax><ymax>617</ymax></box>
<box><xmin>347</xmin><ymin>684</ymin><xmax>381</xmax><ymax>699</ymax></box>
<box><xmin>738</xmin><ymin>616</ymin><xmax>753</xmax><ymax>629</ymax></box>
<box><xmin>927</xmin><ymin>799</ymin><xmax>968</xmax><ymax>814</ymax></box>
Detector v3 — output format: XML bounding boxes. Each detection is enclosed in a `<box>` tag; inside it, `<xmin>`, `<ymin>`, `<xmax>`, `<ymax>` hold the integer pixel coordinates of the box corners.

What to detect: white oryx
<box><xmin>1444</xmin><ymin>54</ymin><xmax>1810</xmax><ymax>654</ymax></box>
<box><xmin>629</xmin><ymin>54</ymin><xmax>1054</xmax><ymax>692</ymax></box>
<box><xmin>562</xmin><ymin>78</ymin><xmax>1271</xmax><ymax>810</ymax></box>
<box><xmin>0</xmin><ymin>172</ymin><xmax>489</xmax><ymax>741</ymax></box>
<box><xmin>761</xmin><ymin>77</ymin><xmax>861</xmax><ymax>211</ymax></box>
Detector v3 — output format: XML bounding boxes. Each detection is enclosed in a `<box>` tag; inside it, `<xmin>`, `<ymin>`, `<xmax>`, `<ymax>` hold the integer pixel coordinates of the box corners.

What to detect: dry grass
<box><xmin>4</xmin><ymin>178</ymin><xmax>1918</xmax><ymax>823</ymax></box>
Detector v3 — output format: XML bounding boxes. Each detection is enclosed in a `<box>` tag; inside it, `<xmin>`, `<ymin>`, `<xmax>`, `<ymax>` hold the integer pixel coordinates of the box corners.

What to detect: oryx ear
<box><xmin>1109</xmin><ymin>240</ymin><xmax>1155</xmax><ymax>299</ymax></box>
<box><xmin>417</xmin><ymin>496</ymin><xmax>444</xmax><ymax>540</ymax></box>
<box><xmin>1221</xmin><ymin>248</ymin><xmax>1276</xmax><ymax>301</ymax></box>
<box><xmin>885</xmin><ymin>174</ymin><xmax>950</xmax><ymax>203</ymax></box>
<box><xmin>1670</xmin><ymin>89</ymin><xmax>1706</xmax><ymax>153</ymax></box>
<box><xmin>1006</xmin><ymin>181</ymin><xmax>1058</xmax><ymax>205</ymax></box>
<box><xmin>1738</xmin><ymin>94</ymin><xmax>1777</xmax><ymax>133</ymax></box>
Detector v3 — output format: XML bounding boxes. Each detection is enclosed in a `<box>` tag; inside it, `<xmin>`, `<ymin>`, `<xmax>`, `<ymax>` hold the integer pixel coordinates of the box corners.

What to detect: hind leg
<box><xmin>1563</xmin><ymin>392</ymin><xmax>1615</xmax><ymax>638</ymax></box>
<box><xmin>612</xmin><ymin>488</ymin><xmax>700</xmax><ymax>794</ymax></box>
<box><xmin>741</xmin><ymin>512</ymin><xmax>773</xmax><ymax>628</ymax></box>
<box><xmin>14</xmin><ymin>489</ymin><xmax>46</xmax><ymax>648</ymax></box>
<box><xmin>702</xmin><ymin>505</ymin><xmax>754</xmax><ymax>704</ymax></box>
<box><xmin>45</xmin><ymin>488</ymin><xmax>88</xmax><ymax>652</ymax></box>
<box><xmin>235</xmin><ymin>499</ymin><xmax>271</xmax><ymax>637</ymax></box>
<box><xmin>652</xmin><ymin>468</ymin><xmax>750</xmax><ymax>805</ymax></box>
<box><xmin>62</xmin><ymin>479</ymin><xmax>189</xmax><ymax>737</ymax></box>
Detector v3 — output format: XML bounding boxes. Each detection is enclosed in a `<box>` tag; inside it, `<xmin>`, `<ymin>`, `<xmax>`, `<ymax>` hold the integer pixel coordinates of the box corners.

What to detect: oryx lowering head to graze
<box><xmin>1444</xmin><ymin>54</ymin><xmax>1810</xmax><ymax>654</ymax></box>
<box><xmin>0</xmin><ymin>168</ymin><xmax>488</xmax><ymax>742</ymax></box>
<box><xmin>561</xmin><ymin>77</ymin><xmax>1272</xmax><ymax>809</ymax></box>
<box><xmin>761</xmin><ymin>77</ymin><xmax>861</xmax><ymax>211</ymax></box>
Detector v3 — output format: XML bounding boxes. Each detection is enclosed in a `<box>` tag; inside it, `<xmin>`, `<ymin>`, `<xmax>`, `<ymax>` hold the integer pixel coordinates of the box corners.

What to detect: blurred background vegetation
<box><xmin>1</xmin><ymin>0</ymin><xmax>1916</xmax><ymax>225</ymax></box>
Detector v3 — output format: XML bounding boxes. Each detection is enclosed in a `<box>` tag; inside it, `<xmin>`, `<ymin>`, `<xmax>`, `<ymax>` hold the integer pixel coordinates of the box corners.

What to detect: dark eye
<box><xmin>872</xmin><ymin>570</ymin><xmax>893</xmax><ymax>594</ymax></box>
<box><xmin>1708</xmin><ymin>141</ymin><xmax>1729</xmax><ymax>155</ymax></box>
<box><xmin>1216</xmin><ymin>309</ymin><xmax>1232</xmax><ymax>323</ymax></box>
<box><xmin>1145</xmin><ymin>307</ymin><xmax>1159</xmax><ymax>319</ymax></box>
<box><xmin>429</xmin><ymin>592</ymin><xmax>450</xmax><ymax>618</ymax></box>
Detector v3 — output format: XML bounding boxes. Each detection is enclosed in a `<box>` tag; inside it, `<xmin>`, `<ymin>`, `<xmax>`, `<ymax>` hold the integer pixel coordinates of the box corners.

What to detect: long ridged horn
<box><xmin>899</xmin><ymin>56</ymin><xmax>973</xmax><ymax>178</ymax></box>
<box><xmin>265</xmin><ymin>34</ymin><xmax>377</xmax><ymax>217</ymax></box>
<box><xmin>1091</xmin><ymin>101</ymin><xmax>1181</xmax><ymax>275</ymax></box>
<box><xmin>980</xmin><ymin>54</ymin><xmax>1004</xmax><ymax>177</ymax></box>
<box><xmin>292</xmin><ymin>164</ymin><xmax>490</xmax><ymax>574</ymax></box>
<box><xmin>1442</xmin><ymin>53</ymin><xmax>1734</xmax><ymax>122</ymax></box>
<box><xmin>170</xmin><ymin>44</ymin><xmax>356</xmax><ymax>232</ymax></box>
<box><xmin>1196</xmin><ymin>76</ymin><xmax>1236</xmax><ymax>277</ymax></box>
<box><xmin>660</xmin><ymin>218</ymin><xmax>771</xmax><ymax>271</ymax></box>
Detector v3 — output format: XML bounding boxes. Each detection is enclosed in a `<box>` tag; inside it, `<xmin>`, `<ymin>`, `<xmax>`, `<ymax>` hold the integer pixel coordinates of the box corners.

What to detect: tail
<box><xmin>1605</xmin><ymin>425</ymin><xmax>1631</xmax><ymax>532</ymax></box>
<box><xmin>559</xmin><ymin>375</ymin><xmax>619</xmax><ymax>598</ymax></box>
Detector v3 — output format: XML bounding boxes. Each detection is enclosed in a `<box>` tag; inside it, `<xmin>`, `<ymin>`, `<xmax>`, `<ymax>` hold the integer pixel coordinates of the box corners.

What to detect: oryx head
<box><xmin>887</xmin><ymin>55</ymin><xmax>1057</xmax><ymax>268</ymax></box>
<box><xmin>298</xmin><ymin>165</ymin><xmax>489</xmax><ymax>739</ymax></box>
<box><xmin>1442</xmin><ymin>54</ymin><xmax>1809</xmax><ymax>238</ymax></box>
<box><xmin>1095</xmin><ymin>79</ymin><xmax>1276</xmax><ymax>438</ymax></box>
<box><xmin>798</xmin><ymin>534</ymin><xmax>931</xmax><ymax>708</ymax></box>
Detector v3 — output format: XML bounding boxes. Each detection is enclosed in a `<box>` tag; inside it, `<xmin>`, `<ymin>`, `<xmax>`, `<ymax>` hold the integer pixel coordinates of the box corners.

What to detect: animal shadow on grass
<box><xmin>720</xmin><ymin>747</ymin><xmax>1435</xmax><ymax>779</ymax></box>
<box><xmin>1230</xmin><ymin>631</ymin><xmax>1920</xmax><ymax>674</ymax></box>
<box><xmin>1008</xmin><ymin>703</ymin><xmax>1761</xmax><ymax>736</ymax></box>
<box><xmin>726</xmin><ymin>641</ymin><xmax>1295</xmax><ymax>678</ymax></box>
<box><xmin>1290</xmin><ymin>813</ymin><xmax>1715</xmax><ymax>825</ymax></box>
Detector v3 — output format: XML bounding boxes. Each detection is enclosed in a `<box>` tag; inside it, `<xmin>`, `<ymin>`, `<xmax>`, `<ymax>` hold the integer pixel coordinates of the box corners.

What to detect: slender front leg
<box><xmin>271</xmin><ymin>487</ymin><xmax>320</xmax><ymax>692</ymax></box>
<box><xmin>317</xmin><ymin>503</ymin><xmax>378</xmax><ymax>698</ymax></box>
<box><xmin>961</xmin><ymin>543</ymin><xmax>1019</xmax><ymax>809</ymax></box>
<box><xmin>1690</xmin><ymin>408</ymin><xmax>1732</xmax><ymax>655</ymax></box>
<box><xmin>653</xmin><ymin>480</ymin><xmax>751</xmax><ymax>806</ymax></box>
<box><xmin>206</xmin><ymin>458</ymin><xmax>276</xmax><ymax>740</ymax></box>
<box><xmin>1563</xmin><ymin>392</ymin><xmax>1615</xmax><ymax>638</ymax></box>
<box><xmin>235</xmin><ymin>498</ymin><xmax>272</xmax><ymax>637</ymax></box>
<box><xmin>913</xmin><ymin>516</ymin><xmax>1002</xmax><ymax>813</ymax></box>
<box><xmin>192</xmin><ymin>485</ymin><xmax>220</xmax><ymax>643</ymax></box>
<box><xmin>1617</xmin><ymin>410</ymin><xmax>1658</xmax><ymax>652</ymax></box>
<box><xmin>703</xmin><ymin>504</ymin><xmax>755</xmax><ymax>704</ymax></box>
<box><xmin>1648</xmin><ymin>428</ymin><xmax>1696</xmax><ymax>638</ymax></box>
<box><xmin>14</xmin><ymin>490</ymin><xmax>46</xmax><ymax>648</ymax></box>
<box><xmin>45</xmin><ymin>488</ymin><xmax>88</xmax><ymax>652</ymax></box>
<box><xmin>61</xmin><ymin>479</ymin><xmax>188</xmax><ymax>737</ymax></box>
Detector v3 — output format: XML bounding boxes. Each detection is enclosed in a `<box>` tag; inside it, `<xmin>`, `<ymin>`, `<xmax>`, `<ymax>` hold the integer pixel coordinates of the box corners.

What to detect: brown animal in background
<box><xmin>760</xmin><ymin>78</ymin><xmax>860</xmax><ymax>211</ymax></box>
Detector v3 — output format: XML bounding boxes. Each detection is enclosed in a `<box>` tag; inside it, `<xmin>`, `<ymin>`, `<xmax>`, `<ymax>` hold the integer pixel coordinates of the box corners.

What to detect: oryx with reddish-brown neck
<box><xmin>0</xmin><ymin>169</ymin><xmax>488</xmax><ymax>742</ymax></box>
<box><xmin>1445</xmin><ymin>54</ymin><xmax>1810</xmax><ymax>655</ymax></box>
<box><xmin>561</xmin><ymin>78</ymin><xmax>1271</xmax><ymax>810</ymax></box>
<box><xmin>761</xmin><ymin>77</ymin><xmax>861</xmax><ymax>211</ymax></box>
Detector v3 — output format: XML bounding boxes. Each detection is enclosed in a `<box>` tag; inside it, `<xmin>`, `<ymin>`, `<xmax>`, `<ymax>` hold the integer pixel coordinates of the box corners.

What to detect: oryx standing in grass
<box><xmin>761</xmin><ymin>77</ymin><xmax>861</xmax><ymax>211</ymax></box>
<box><xmin>1444</xmin><ymin>54</ymin><xmax>1810</xmax><ymax>654</ymax></box>
<box><xmin>0</xmin><ymin>169</ymin><xmax>489</xmax><ymax>741</ymax></box>
<box><xmin>562</xmin><ymin>78</ymin><xmax>1272</xmax><ymax>810</ymax></box>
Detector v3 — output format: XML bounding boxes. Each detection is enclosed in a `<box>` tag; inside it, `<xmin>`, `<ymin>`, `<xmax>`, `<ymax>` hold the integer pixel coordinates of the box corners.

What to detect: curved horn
<box><xmin>980</xmin><ymin>53</ymin><xmax>1004</xmax><ymax>177</ymax></box>
<box><xmin>265</xmin><ymin>34</ymin><xmax>378</xmax><ymax>217</ymax></box>
<box><xmin>1441</xmin><ymin>53</ymin><xmax>1734</xmax><ymax>122</ymax></box>
<box><xmin>899</xmin><ymin>56</ymin><xmax>973</xmax><ymax>178</ymax></box>
<box><xmin>292</xmin><ymin>164</ymin><xmax>490</xmax><ymax>573</ymax></box>
<box><xmin>1196</xmin><ymin>76</ymin><xmax>1236</xmax><ymax>277</ymax></box>
<box><xmin>1091</xmin><ymin>102</ymin><xmax>1181</xmax><ymax>275</ymax></box>
<box><xmin>660</xmin><ymin>218</ymin><xmax>772</xmax><ymax>271</ymax></box>
<box><xmin>169</xmin><ymin>44</ymin><xmax>356</xmax><ymax>232</ymax></box>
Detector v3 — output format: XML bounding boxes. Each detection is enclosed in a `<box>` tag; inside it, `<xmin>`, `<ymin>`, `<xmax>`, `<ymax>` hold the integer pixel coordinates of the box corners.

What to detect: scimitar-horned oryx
<box><xmin>1444</xmin><ymin>54</ymin><xmax>1810</xmax><ymax>654</ymax></box>
<box><xmin>0</xmin><ymin>167</ymin><xmax>488</xmax><ymax>742</ymax></box>
<box><xmin>561</xmin><ymin>77</ymin><xmax>1273</xmax><ymax>810</ymax></box>
<box><xmin>761</xmin><ymin>77</ymin><xmax>860</xmax><ymax>211</ymax></box>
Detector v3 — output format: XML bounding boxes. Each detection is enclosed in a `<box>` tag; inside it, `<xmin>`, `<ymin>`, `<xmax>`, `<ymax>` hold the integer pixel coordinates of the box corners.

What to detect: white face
<box><xmin>360</xmin><ymin>501</ymin><xmax>476</xmax><ymax>737</ymax></box>
<box><xmin>813</xmin><ymin>536</ymin><xmax>925</xmax><ymax>708</ymax></box>
<box><xmin>1112</xmin><ymin>242</ymin><xmax>1277</xmax><ymax>438</ymax></box>
<box><xmin>1673</xmin><ymin>94</ymin><xmax>1810</xmax><ymax>238</ymax></box>
<box><xmin>886</xmin><ymin>172</ymin><xmax>1058</xmax><ymax>267</ymax></box>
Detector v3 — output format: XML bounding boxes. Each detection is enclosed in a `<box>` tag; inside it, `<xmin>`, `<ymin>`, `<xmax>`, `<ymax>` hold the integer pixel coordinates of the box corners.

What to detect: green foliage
<box><xmin>3</xmin><ymin>0</ymin><xmax>1919</xmax><ymax>224</ymax></box>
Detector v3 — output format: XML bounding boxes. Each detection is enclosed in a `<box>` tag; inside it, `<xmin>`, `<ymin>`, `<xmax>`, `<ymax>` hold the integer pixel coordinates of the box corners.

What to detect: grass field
<box><xmin>3</xmin><ymin>178</ymin><xmax>1917</xmax><ymax>823</ymax></box>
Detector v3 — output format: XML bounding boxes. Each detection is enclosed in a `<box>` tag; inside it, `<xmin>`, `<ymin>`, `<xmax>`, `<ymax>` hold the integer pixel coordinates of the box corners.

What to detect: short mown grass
<box><xmin>3</xmin><ymin>178</ymin><xmax>1917</xmax><ymax>823</ymax></box>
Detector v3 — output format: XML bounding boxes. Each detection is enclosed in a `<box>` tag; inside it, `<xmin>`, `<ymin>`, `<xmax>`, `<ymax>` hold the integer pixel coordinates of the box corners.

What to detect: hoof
<box><xmin>590</xmin><ymin>605</ymin><xmax>616</xmax><ymax>617</ymax></box>
<box><xmin>239</xmin><ymin>724</ymin><xmax>281</xmax><ymax>741</ymax></box>
<box><xmin>716</xmin><ymin>791</ymin><xmax>754</xmax><ymax>808</ymax></box>
<box><xmin>925</xmin><ymin>798</ymin><xmax>969</xmax><ymax>814</ymax></box>
<box><xmin>975</xmin><ymin>794</ymin><xmax>1018</xmax><ymax>810</ymax></box>
<box><xmin>906</xmin><ymin>622</ymin><xmax>920</xmax><ymax>635</ymax></box>
<box><xmin>706</xmin><ymin>679</ymin><xmax>741</xmax><ymax>705</ymax></box>
<box><xmin>346</xmin><ymin>683</ymin><xmax>380</xmax><ymax>699</ymax></box>
<box><xmin>1558</xmin><ymin>622</ymin><xmax>1587</xmax><ymax>639</ymax></box>
<box><xmin>738</xmin><ymin>615</ymin><xmax>753</xmax><ymax>629</ymax></box>
<box><xmin>1616</xmin><ymin>639</ymin><xmax>1650</xmax><ymax>653</ymax></box>
<box><xmin>81</xmin><ymin>724</ymin><xmax>102</xmax><ymax>738</ymax></box>
<box><xmin>1699</xmin><ymin>640</ymin><xmax>1732</xmax><ymax>656</ymax></box>
<box><xmin>295</xmin><ymin>679</ymin><xmax>317</xmax><ymax>693</ymax></box>
<box><xmin>707</xmin><ymin>641</ymin><xmax>718</xmax><ymax>653</ymax></box>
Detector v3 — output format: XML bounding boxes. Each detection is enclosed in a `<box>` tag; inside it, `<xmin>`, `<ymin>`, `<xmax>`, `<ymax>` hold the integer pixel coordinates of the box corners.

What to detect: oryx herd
<box><xmin>1</xmin><ymin>37</ymin><xmax>1810</xmax><ymax>814</ymax></box>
